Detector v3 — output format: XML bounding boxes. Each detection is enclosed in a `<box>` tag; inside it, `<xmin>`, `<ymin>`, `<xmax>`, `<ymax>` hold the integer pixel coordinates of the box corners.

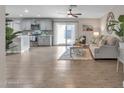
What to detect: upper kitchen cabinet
<box><xmin>13</xmin><ymin>20</ymin><xmax>22</xmax><ymax>32</ymax></box>
<box><xmin>20</xmin><ymin>19</ymin><xmax>52</xmax><ymax>31</ymax></box>
<box><xmin>21</xmin><ymin>19</ymin><xmax>32</xmax><ymax>30</ymax></box>
<box><xmin>7</xmin><ymin>19</ymin><xmax>22</xmax><ymax>32</ymax></box>
<box><xmin>40</xmin><ymin>19</ymin><xmax>52</xmax><ymax>30</ymax></box>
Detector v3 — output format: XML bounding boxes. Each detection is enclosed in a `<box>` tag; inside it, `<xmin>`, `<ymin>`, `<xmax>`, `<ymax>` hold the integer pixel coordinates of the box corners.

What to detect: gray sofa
<box><xmin>89</xmin><ymin>36</ymin><xmax>119</xmax><ymax>59</ymax></box>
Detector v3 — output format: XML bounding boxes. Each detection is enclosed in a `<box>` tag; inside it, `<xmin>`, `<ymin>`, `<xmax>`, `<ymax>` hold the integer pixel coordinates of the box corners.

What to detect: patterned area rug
<box><xmin>58</xmin><ymin>48</ymin><xmax>93</xmax><ymax>60</ymax></box>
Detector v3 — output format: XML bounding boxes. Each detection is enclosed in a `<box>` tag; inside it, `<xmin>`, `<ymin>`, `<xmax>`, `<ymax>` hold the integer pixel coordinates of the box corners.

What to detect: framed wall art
<box><xmin>106</xmin><ymin>12</ymin><xmax>115</xmax><ymax>34</ymax></box>
<box><xmin>82</xmin><ymin>25</ymin><xmax>94</xmax><ymax>31</ymax></box>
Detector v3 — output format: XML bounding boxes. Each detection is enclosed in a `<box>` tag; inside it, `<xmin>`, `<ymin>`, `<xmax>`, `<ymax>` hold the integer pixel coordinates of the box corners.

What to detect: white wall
<box><xmin>101</xmin><ymin>6</ymin><xmax>124</xmax><ymax>36</ymax></box>
<box><xmin>0</xmin><ymin>6</ymin><xmax>6</xmax><ymax>87</ymax></box>
<box><xmin>53</xmin><ymin>18</ymin><xmax>101</xmax><ymax>44</ymax></box>
<box><xmin>78</xmin><ymin>18</ymin><xmax>101</xmax><ymax>44</ymax></box>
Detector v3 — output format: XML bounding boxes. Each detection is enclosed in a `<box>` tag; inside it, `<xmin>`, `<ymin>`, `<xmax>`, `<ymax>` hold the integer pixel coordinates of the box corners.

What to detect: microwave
<box><xmin>31</xmin><ymin>24</ymin><xmax>40</xmax><ymax>30</ymax></box>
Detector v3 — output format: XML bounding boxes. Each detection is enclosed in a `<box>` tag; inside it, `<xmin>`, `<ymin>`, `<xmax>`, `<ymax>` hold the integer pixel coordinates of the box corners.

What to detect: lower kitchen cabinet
<box><xmin>37</xmin><ymin>35</ymin><xmax>52</xmax><ymax>46</ymax></box>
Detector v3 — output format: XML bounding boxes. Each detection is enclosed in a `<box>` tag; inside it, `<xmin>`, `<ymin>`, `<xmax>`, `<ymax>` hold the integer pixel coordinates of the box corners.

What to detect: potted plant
<box><xmin>108</xmin><ymin>15</ymin><xmax>124</xmax><ymax>48</ymax></box>
<box><xmin>6</xmin><ymin>26</ymin><xmax>22</xmax><ymax>52</ymax></box>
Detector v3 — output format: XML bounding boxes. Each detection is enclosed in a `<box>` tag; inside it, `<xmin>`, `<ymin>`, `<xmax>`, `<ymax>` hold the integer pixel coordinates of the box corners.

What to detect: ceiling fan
<box><xmin>67</xmin><ymin>5</ymin><xmax>82</xmax><ymax>18</ymax></box>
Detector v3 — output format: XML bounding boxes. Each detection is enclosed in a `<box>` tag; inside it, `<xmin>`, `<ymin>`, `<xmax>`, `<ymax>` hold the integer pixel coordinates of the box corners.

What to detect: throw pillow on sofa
<box><xmin>91</xmin><ymin>35</ymin><xmax>104</xmax><ymax>45</ymax></box>
<box><xmin>99</xmin><ymin>38</ymin><xmax>107</xmax><ymax>46</ymax></box>
<box><xmin>90</xmin><ymin>37</ymin><xmax>98</xmax><ymax>44</ymax></box>
<box><xmin>98</xmin><ymin>35</ymin><xmax>107</xmax><ymax>46</ymax></box>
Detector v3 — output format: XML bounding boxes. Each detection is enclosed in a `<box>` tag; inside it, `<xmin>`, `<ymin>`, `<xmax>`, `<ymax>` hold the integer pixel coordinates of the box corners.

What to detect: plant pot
<box><xmin>119</xmin><ymin>42</ymin><xmax>124</xmax><ymax>48</ymax></box>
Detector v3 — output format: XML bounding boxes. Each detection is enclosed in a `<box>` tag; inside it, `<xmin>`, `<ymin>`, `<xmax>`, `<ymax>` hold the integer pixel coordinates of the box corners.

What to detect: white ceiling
<box><xmin>5</xmin><ymin>5</ymin><xmax>120</xmax><ymax>18</ymax></box>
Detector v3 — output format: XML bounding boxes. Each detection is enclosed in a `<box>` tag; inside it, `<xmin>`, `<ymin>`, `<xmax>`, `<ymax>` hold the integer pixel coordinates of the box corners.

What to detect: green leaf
<box><xmin>109</xmin><ymin>20</ymin><xmax>119</xmax><ymax>23</ymax></box>
<box><xmin>6</xmin><ymin>26</ymin><xmax>22</xmax><ymax>50</ymax></box>
<box><xmin>112</xmin><ymin>29</ymin><xmax>118</xmax><ymax>32</ymax></box>
<box><xmin>118</xmin><ymin>15</ymin><xmax>124</xmax><ymax>22</ymax></box>
<box><xmin>107</xmin><ymin>24</ymin><xmax>116</xmax><ymax>27</ymax></box>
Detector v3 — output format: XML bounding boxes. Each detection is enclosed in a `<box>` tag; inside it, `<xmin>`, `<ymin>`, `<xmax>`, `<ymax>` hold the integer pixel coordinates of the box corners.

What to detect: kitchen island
<box><xmin>37</xmin><ymin>35</ymin><xmax>52</xmax><ymax>46</ymax></box>
<box><xmin>7</xmin><ymin>35</ymin><xmax>30</xmax><ymax>53</ymax></box>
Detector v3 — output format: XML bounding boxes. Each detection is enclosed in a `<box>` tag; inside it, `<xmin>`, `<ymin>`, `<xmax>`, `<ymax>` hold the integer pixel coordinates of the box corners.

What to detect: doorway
<box><xmin>54</xmin><ymin>22</ymin><xmax>76</xmax><ymax>46</ymax></box>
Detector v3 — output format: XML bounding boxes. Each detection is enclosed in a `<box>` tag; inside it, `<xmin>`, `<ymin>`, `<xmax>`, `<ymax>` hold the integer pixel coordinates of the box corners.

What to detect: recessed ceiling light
<box><xmin>24</xmin><ymin>9</ymin><xmax>29</xmax><ymax>13</ymax></box>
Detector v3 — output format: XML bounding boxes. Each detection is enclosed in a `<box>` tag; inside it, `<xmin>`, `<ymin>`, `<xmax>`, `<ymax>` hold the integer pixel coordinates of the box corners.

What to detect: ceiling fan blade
<box><xmin>74</xmin><ymin>13</ymin><xmax>82</xmax><ymax>15</ymax></box>
<box><xmin>71</xmin><ymin>14</ymin><xmax>78</xmax><ymax>18</ymax></box>
<box><xmin>67</xmin><ymin>6</ymin><xmax>80</xmax><ymax>18</ymax></box>
<box><xmin>68</xmin><ymin>13</ymin><xmax>82</xmax><ymax>15</ymax></box>
<box><xmin>73</xmin><ymin>15</ymin><xmax>78</xmax><ymax>18</ymax></box>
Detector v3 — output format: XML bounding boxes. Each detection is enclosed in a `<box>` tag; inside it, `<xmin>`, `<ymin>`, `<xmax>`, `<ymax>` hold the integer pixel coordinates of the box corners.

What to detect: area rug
<box><xmin>58</xmin><ymin>48</ymin><xmax>93</xmax><ymax>60</ymax></box>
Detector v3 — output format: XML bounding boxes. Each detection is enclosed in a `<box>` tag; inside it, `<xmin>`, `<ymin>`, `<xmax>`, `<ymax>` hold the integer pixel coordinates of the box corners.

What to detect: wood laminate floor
<box><xmin>6</xmin><ymin>46</ymin><xmax>124</xmax><ymax>88</ymax></box>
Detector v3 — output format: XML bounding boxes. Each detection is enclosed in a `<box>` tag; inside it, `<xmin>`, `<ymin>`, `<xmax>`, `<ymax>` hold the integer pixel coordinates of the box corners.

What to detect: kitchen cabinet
<box><xmin>40</xmin><ymin>19</ymin><xmax>52</xmax><ymax>30</ymax></box>
<box><xmin>15</xmin><ymin>18</ymin><xmax>53</xmax><ymax>31</ymax></box>
<box><xmin>8</xmin><ymin>19</ymin><xmax>22</xmax><ymax>32</ymax></box>
<box><xmin>21</xmin><ymin>19</ymin><xmax>32</xmax><ymax>30</ymax></box>
<box><xmin>38</xmin><ymin>35</ymin><xmax>52</xmax><ymax>46</ymax></box>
